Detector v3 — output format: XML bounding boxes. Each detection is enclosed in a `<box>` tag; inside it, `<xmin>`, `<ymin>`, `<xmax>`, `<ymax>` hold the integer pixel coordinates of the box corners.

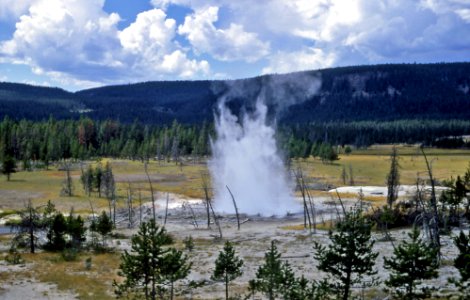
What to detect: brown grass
<box><xmin>22</xmin><ymin>252</ymin><xmax>121</xmax><ymax>300</ymax></box>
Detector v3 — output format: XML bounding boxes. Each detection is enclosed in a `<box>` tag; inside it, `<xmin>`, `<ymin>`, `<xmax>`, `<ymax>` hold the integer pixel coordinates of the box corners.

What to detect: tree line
<box><xmin>2</xmin><ymin>116</ymin><xmax>469</xmax><ymax>174</ymax></box>
<box><xmin>0</xmin><ymin>116</ymin><xmax>211</xmax><ymax>168</ymax></box>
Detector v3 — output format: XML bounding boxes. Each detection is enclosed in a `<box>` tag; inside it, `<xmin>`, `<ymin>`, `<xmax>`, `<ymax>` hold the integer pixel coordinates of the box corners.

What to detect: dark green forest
<box><xmin>2</xmin><ymin>62</ymin><xmax>470</xmax><ymax>124</ymax></box>
<box><xmin>1</xmin><ymin>117</ymin><xmax>470</xmax><ymax>168</ymax></box>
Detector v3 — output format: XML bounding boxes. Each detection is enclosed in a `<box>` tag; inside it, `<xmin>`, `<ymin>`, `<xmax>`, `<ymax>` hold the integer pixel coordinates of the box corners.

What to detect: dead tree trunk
<box><xmin>144</xmin><ymin>162</ymin><xmax>156</xmax><ymax>221</ymax></box>
<box><xmin>295</xmin><ymin>168</ymin><xmax>312</xmax><ymax>231</ymax></box>
<box><xmin>127</xmin><ymin>181</ymin><xmax>134</xmax><ymax>228</ymax></box>
<box><xmin>184</xmin><ymin>202</ymin><xmax>198</xmax><ymax>228</ymax></box>
<box><xmin>164</xmin><ymin>192</ymin><xmax>169</xmax><ymax>226</ymax></box>
<box><xmin>138</xmin><ymin>189</ymin><xmax>143</xmax><ymax>224</ymax></box>
<box><xmin>421</xmin><ymin>148</ymin><xmax>441</xmax><ymax>257</ymax></box>
<box><xmin>226</xmin><ymin>185</ymin><xmax>240</xmax><ymax>230</ymax></box>
<box><xmin>201</xmin><ymin>172</ymin><xmax>211</xmax><ymax>228</ymax></box>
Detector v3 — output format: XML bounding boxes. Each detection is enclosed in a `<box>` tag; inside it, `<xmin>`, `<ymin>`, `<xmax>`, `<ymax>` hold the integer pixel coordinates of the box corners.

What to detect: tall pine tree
<box><xmin>211</xmin><ymin>241</ymin><xmax>243</xmax><ymax>300</ymax></box>
<box><xmin>384</xmin><ymin>227</ymin><xmax>439</xmax><ymax>299</ymax></box>
<box><xmin>314</xmin><ymin>206</ymin><xmax>378</xmax><ymax>300</ymax></box>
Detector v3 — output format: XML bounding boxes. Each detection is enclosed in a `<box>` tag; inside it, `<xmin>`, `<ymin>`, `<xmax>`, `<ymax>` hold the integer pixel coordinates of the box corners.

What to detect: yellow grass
<box><xmin>1</xmin><ymin>145</ymin><xmax>468</xmax><ymax>214</ymax></box>
<box><xmin>23</xmin><ymin>252</ymin><xmax>121</xmax><ymax>300</ymax></box>
<box><xmin>293</xmin><ymin>145</ymin><xmax>470</xmax><ymax>187</ymax></box>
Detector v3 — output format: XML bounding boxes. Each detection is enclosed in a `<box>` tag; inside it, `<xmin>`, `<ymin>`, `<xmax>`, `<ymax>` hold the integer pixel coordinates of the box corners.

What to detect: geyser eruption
<box><xmin>209</xmin><ymin>74</ymin><xmax>321</xmax><ymax>216</ymax></box>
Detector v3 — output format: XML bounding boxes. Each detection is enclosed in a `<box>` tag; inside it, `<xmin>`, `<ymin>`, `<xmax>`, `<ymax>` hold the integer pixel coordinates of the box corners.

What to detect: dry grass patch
<box><xmin>23</xmin><ymin>252</ymin><xmax>121</xmax><ymax>300</ymax></box>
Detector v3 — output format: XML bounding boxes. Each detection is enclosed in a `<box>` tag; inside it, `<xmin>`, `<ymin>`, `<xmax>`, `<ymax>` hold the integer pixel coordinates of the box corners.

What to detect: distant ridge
<box><xmin>1</xmin><ymin>62</ymin><xmax>470</xmax><ymax>124</ymax></box>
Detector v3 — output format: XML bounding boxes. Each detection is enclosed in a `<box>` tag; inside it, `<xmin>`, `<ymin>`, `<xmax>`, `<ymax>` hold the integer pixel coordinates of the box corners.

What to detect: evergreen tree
<box><xmin>384</xmin><ymin>227</ymin><xmax>439</xmax><ymax>299</ymax></box>
<box><xmin>94</xmin><ymin>163</ymin><xmax>103</xmax><ymax>197</ymax></box>
<box><xmin>161</xmin><ymin>248</ymin><xmax>191</xmax><ymax>300</ymax></box>
<box><xmin>250</xmin><ymin>241</ymin><xmax>293</xmax><ymax>300</ymax></box>
<box><xmin>114</xmin><ymin>220</ymin><xmax>175</xmax><ymax>300</ymax></box>
<box><xmin>313</xmin><ymin>206</ymin><xmax>378</xmax><ymax>300</ymax></box>
<box><xmin>1</xmin><ymin>155</ymin><xmax>16</xmax><ymax>181</ymax></box>
<box><xmin>91</xmin><ymin>211</ymin><xmax>113</xmax><ymax>246</ymax></box>
<box><xmin>386</xmin><ymin>146</ymin><xmax>400</xmax><ymax>209</ymax></box>
<box><xmin>450</xmin><ymin>231</ymin><xmax>470</xmax><ymax>298</ymax></box>
<box><xmin>45</xmin><ymin>213</ymin><xmax>68</xmax><ymax>251</ymax></box>
<box><xmin>102</xmin><ymin>162</ymin><xmax>115</xmax><ymax>216</ymax></box>
<box><xmin>211</xmin><ymin>241</ymin><xmax>244</xmax><ymax>300</ymax></box>
<box><xmin>80</xmin><ymin>165</ymin><xmax>94</xmax><ymax>196</ymax></box>
<box><xmin>14</xmin><ymin>200</ymin><xmax>43</xmax><ymax>253</ymax></box>
<box><xmin>66</xmin><ymin>210</ymin><xmax>86</xmax><ymax>248</ymax></box>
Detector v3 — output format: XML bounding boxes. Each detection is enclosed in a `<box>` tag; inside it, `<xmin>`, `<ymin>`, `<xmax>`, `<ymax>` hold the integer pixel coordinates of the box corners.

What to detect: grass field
<box><xmin>295</xmin><ymin>145</ymin><xmax>470</xmax><ymax>188</ymax></box>
<box><xmin>0</xmin><ymin>145</ymin><xmax>468</xmax><ymax>214</ymax></box>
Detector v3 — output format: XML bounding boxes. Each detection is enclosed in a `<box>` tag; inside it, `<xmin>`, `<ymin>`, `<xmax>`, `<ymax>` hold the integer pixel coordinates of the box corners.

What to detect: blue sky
<box><xmin>0</xmin><ymin>0</ymin><xmax>469</xmax><ymax>91</ymax></box>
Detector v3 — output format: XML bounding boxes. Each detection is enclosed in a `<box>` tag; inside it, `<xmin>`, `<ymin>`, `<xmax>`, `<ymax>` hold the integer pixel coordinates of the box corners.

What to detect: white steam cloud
<box><xmin>209</xmin><ymin>73</ymin><xmax>321</xmax><ymax>216</ymax></box>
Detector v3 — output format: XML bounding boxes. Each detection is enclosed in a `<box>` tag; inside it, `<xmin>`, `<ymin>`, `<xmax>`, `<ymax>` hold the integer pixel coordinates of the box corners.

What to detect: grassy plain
<box><xmin>0</xmin><ymin>145</ymin><xmax>468</xmax><ymax>214</ymax></box>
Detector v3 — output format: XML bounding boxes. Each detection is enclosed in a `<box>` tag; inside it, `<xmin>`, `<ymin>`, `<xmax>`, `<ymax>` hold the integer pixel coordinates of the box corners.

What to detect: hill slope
<box><xmin>1</xmin><ymin>62</ymin><xmax>469</xmax><ymax>123</ymax></box>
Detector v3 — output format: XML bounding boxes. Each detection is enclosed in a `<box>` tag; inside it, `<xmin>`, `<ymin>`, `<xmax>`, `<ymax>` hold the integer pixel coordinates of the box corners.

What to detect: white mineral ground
<box><xmin>0</xmin><ymin>190</ymin><xmax>465</xmax><ymax>299</ymax></box>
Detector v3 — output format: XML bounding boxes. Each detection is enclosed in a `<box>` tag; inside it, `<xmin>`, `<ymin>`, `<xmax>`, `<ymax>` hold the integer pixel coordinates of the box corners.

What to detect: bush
<box><xmin>61</xmin><ymin>248</ymin><xmax>79</xmax><ymax>261</ymax></box>
<box><xmin>5</xmin><ymin>245</ymin><xmax>23</xmax><ymax>265</ymax></box>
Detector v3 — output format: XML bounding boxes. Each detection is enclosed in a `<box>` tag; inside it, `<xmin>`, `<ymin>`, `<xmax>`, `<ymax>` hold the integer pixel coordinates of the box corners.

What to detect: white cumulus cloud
<box><xmin>178</xmin><ymin>6</ymin><xmax>270</xmax><ymax>62</ymax></box>
<box><xmin>0</xmin><ymin>0</ymin><xmax>210</xmax><ymax>88</ymax></box>
<box><xmin>262</xmin><ymin>48</ymin><xmax>336</xmax><ymax>74</ymax></box>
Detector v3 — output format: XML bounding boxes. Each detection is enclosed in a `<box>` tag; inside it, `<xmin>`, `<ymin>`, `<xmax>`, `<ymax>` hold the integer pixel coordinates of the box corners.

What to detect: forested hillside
<box><xmin>1</xmin><ymin>62</ymin><xmax>470</xmax><ymax>124</ymax></box>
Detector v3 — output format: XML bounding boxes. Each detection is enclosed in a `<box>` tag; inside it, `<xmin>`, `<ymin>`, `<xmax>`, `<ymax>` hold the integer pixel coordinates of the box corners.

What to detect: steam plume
<box><xmin>209</xmin><ymin>73</ymin><xmax>321</xmax><ymax>216</ymax></box>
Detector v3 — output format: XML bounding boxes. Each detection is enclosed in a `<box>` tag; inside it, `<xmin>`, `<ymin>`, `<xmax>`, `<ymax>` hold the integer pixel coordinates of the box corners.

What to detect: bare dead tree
<box><xmin>294</xmin><ymin>168</ymin><xmax>312</xmax><ymax>231</ymax></box>
<box><xmin>305</xmin><ymin>184</ymin><xmax>317</xmax><ymax>234</ymax></box>
<box><xmin>201</xmin><ymin>172</ymin><xmax>212</xmax><ymax>228</ymax></box>
<box><xmin>183</xmin><ymin>201</ymin><xmax>198</xmax><ymax>228</ymax></box>
<box><xmin>208</xmin><ymin>199</ymin><xmax>223</xmax><ymax>239</ymax></box>
<box><xmin>349</xmin><ymin>164</ymin><xmax>355</xmax><ymax>186</ymax></box>
<box><xmin>199</xmin><ymin>172</ymin><xmax>222</xmax><ymax>238</ymax></box>
<box><xmin>164</xmin><ymin>192</ymin><xmax>169</xmax><ymax>226</ymax></box>
<box><xmin>226</xmin><ymin>185</ymin><xmax>240</xmax><ymax>230</ymax></box>
<box><xmin>127</xmin><ymin>181</ymin><xmax>134</xmax><ymax>228</ymax></box>
<box><xmin>138</xmin><ymin>189</ymin><xmax>143</xmax><ymax>224</ymax></box>
<box><xmin>144</xmin><ymin>162</ymin><xmax>156</xmax><ymax>221</ymax></box>
<box><xmin>420</xmin><ymin>148</ymin><xmax>441</xmax><ymax>257</ymax></box>
<box><xmin>61</xmin><ymin>162</ymin><xmax>74</xmax><ymax>197</ymax></box>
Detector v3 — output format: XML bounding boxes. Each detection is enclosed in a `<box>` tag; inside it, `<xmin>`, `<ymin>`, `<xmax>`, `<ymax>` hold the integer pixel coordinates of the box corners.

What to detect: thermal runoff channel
<box><xmin>209</xmin><ymin>74</ymin><xmax>321</xmax><ymax>216</ymax></box>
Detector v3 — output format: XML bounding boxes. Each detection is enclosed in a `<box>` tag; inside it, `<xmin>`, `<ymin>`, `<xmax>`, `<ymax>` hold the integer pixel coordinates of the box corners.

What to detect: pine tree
<box><xmin>102</xmin><ymin>162</ymin><xmax>115</xmax><ymax>217</ymax></box>
<box><xmin>91</xmin><ymin>211</ymin><xmax>113</xmax><ymax>246</ymax></box>
<box><xmin>162</xmin><ymin>248</ymin><xmax>191</xmax><ymax>300</ymax></box>
<box><xmin>114</xmin><ymin>220</ymin><xmax>175</xmax><ymax>300</ymax></box>
<box><xmin>384</xmin><ymin>227</ymin><xmax>439</xmax><ymax>299</ymax></box>
<box><xmin>313</xmin><ymin>206</ymin><xmax>378</xmax><ymax>300</ymax></box>
<box><xmin>45</xmin><ymin>213</ymin><xmax>68</xmax><ymax>251</ymax></box>
<box><xmin>94</xmin><ymin>164</ymin><xmax>103</xmax><ymax>197</ymax></box>
<box><xmin>386</xmin><ymin>146</ymin><xmax>400</xmax><ymax>209</ymax></box>
<box><xmin>211</xmin><ymin>241</ymin><xmax>244</xmax><ymax>300</ymax></box>
<box><xmin>250</xmin><ymin>241</ymin><xmax>293</xmax><ymax>300</ymax></box>
<box><xmin>1</xmin><ymin>155</ymin><xmax>16</xmax><ymax>181</ymax></box>
<box><xmin>14</xmin><ymin>200</ymin><xmax>43</xmax><ymax>253</ymax></box>
<box><xmin>80</xmin><ymin>165</ymin><xmax>94</xmax><ymax>196</ymax></box>
<box><xmin>66</xmin><ymin>209</ymin><xmax>86</xmax><ymax>249</ymax></box>
<box><xmin>450</xmin><ymin>230</ymin><xmax>470</xmax><ymax>298</ymax></box>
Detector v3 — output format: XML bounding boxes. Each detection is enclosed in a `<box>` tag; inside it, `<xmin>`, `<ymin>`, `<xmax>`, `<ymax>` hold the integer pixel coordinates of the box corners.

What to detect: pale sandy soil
<box><xmin>0</xmin><ymin>262</ymin><xmax>77</xmax><ymax>300</ymax></box>
<box><xmin>0</xmin><ymin>192</ymin><xmax>465</xmax><ymax>299</ymax></box>
<box><xmin>331</xmin><ymin>185</ymin><xmax>448</xmax><ymax>198</ymax></box>
<box><xmin>113</xmin><ymin>194</ymin><xmax>465</xmax><ymax>299</ymax></box>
